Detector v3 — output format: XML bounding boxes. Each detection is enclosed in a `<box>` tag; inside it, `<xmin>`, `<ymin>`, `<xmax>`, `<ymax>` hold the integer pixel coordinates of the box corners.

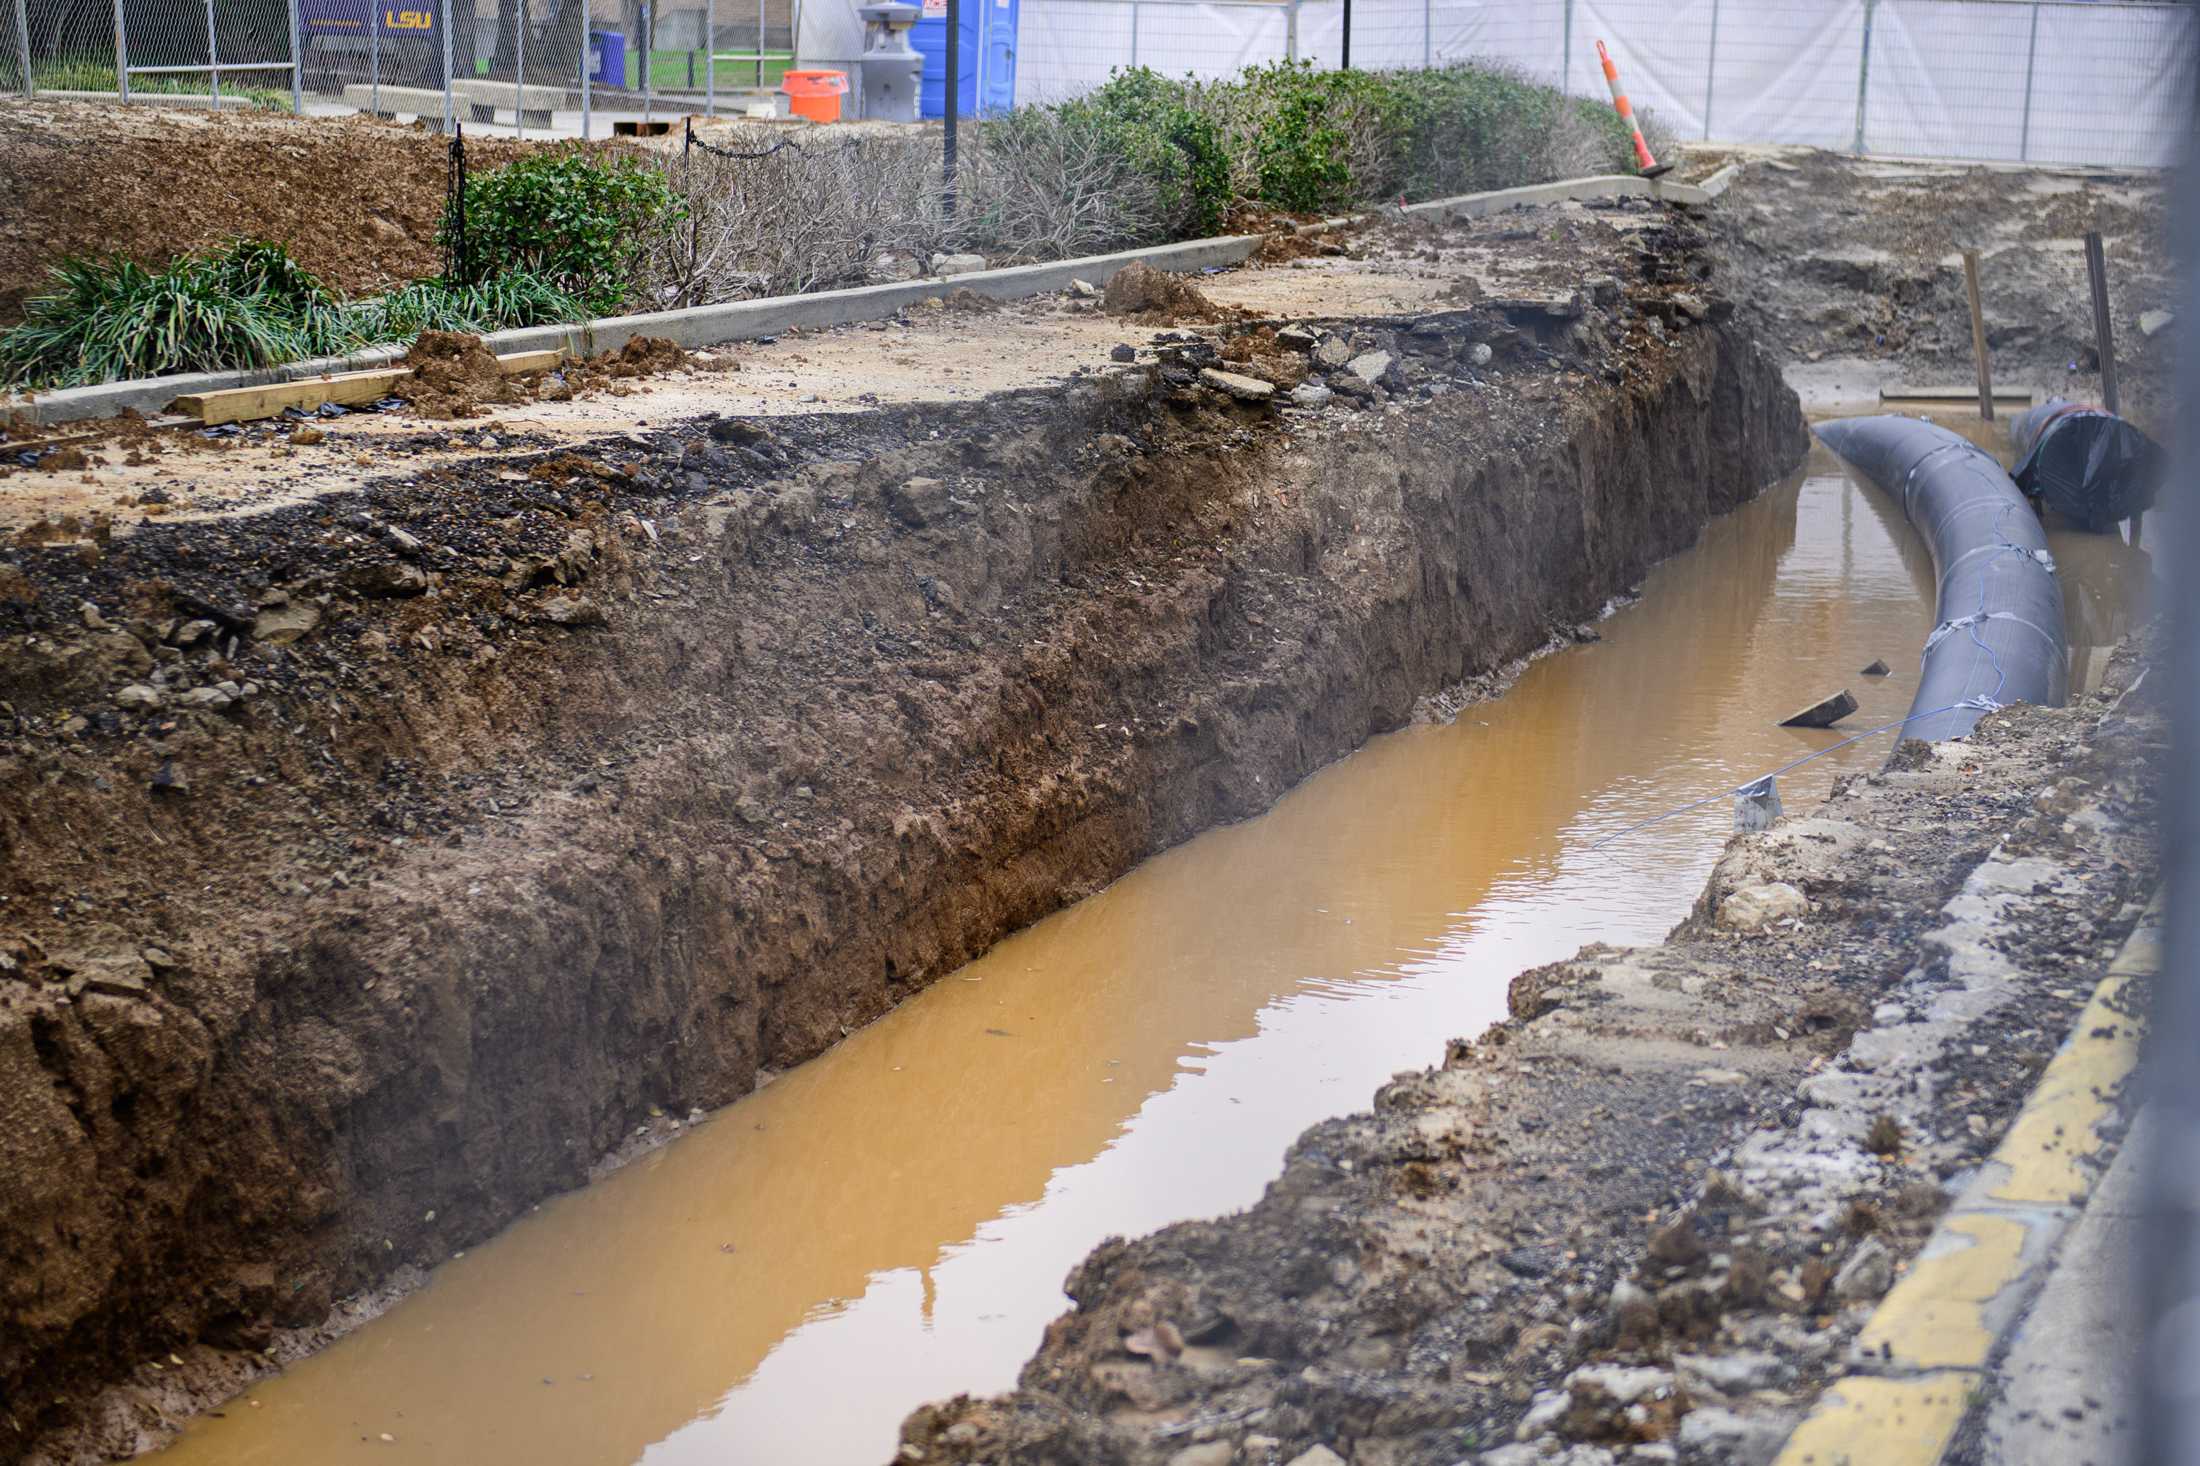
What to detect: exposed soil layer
<box><xmin>0</xmin><ymin>210</ymin><xmax>1803</xmax><ymax>1459</ymax></box>
<box><xmin>0</xmin><ymin>102</ymin><xmax>544</xmax><ymax>324</ymax></box>
<box><xmin>898</xmin><ymin>645</ymin><xmax>2161</xmax><ymax>1466</ymax></box>
<box><xmin>1706</xmin><ymin>150</ymin><xmax>2174</xmax><ymax>418</ymax></box>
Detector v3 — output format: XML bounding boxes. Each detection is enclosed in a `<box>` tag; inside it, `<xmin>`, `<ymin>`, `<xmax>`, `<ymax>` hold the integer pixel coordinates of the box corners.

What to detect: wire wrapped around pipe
<box><xmin>1815</xmin><ymin>415</ymin><xmax>2068</xmax><ymax>742</ymax></box>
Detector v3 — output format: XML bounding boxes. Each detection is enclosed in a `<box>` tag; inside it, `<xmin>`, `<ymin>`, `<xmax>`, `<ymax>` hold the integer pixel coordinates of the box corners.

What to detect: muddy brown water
<box><xmin>149</xmin><ymin>421</ymin><xmax>2147</xmax><ymax>1466</ymax></box>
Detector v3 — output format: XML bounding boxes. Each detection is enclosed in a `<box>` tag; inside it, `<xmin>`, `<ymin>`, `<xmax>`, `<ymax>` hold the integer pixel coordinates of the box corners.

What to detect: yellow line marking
<box><xmin>1775</xmin><ymin>1372</ymin><xmax>1978</xmax><ymax>1466</ymax></box>
<box><xmin>1988</xmin><ymin>970</ymin><xmax>2140</xmax><ymax>1206</ymax></box>
<box><xmin>1854</xmin><ymin>1213</ymin><xmax>2026</xmax><ymax>1370</ymax></box>
<box><xmin>1768</xmin><ymin>896</ymin><xmax>2157</xmax><ymax>1465</ymax></box>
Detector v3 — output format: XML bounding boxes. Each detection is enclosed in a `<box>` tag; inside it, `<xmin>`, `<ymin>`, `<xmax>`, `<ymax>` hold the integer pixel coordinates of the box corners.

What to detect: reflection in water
<box><xmin>153</xmin><ymin>434</ymin><xmax>2144</xmax><ymax>1466</ymax></box>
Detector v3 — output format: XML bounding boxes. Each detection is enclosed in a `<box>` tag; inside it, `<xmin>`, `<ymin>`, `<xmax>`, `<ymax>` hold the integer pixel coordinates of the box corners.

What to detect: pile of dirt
<box><xmin>1252</xmin><ymin>229</ymin><xmax>1343</xmax><ymax>265</ymax></box>
<box><xmin>602</xmin><ymin>335</ymin><xmax>689</xmax><ymax>376</ymax></box>
<box><xmin>1103</xmin><ymin>261</ymin><xmax>1225</xmax><ymax>324</ymax></box>
<box><xmin>1704</xmin><ymin>150</ymin><xmax>2175</xmax><ymax>416</ymax></box>
<box><xmin>0</xmin><ymin>101</ymin><xmax>541</xmax><ymax>325</ymax></box>
<box><xmin>398</xmin><ymin>330</ymin><xmax>524</xmax><ymax>419</ymax></box>
<box><xmin>538</xmin><ymin>336</ymin><xmax>712</xmax><ymax>402</ymax></box>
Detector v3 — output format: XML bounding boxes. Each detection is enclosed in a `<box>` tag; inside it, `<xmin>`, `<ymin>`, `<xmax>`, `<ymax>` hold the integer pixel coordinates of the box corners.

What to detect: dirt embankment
<box><xmin>895</xmin><ymin>660</ymin><xmax>2160</xmax><ymax>1466</ymax></box>
<box><xmin>0</xmin><ymin>220</ymin><xmax>1802</xmax><ymax>1458</ymax></box>
<box><xmin>1706</xmin><ymin>151</ymin><xmax>2175</xmax><ymax>418</ymax></box>
<box><xmin>0</xmin><ymin>102</ymin><xmax>546</xmax><ymax>322</ymax></box>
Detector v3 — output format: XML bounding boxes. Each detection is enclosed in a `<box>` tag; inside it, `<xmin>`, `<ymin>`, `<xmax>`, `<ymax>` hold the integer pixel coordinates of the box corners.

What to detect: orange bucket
<box><xmin>778</xmin><ymin>68</ymin><xmax>849</xmax><ymax>123</ymax></box>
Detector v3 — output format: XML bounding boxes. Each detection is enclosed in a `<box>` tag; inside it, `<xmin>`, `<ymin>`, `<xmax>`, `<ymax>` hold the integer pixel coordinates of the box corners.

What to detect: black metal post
<box><xmin>943</xmin><ymin>0</ymin><xmax>959</xmax><ymax>218</ymax></box>
<box><xmin>1342</xmin><ymin>0</ymin><xmax>1351</xmax><ymax>69</ymax></box>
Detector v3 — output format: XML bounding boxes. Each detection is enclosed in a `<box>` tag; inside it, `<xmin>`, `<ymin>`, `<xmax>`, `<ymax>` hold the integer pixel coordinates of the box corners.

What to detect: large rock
<box><xmin>1718</xmin><ymin>882</ymin><xmax>1809</xmax><ymax>930</ymax></box>
<box><xmin>1677</xmin><ymin>1405</ymin><xmax>1791</xmax><ymax>1465</ymax></box>
<box><xmin>1344</xmin><ymin>351</ymin><xmax>1397</xmax><ymax>391</ymax></box>
<box><xmin>930</xmin><ymin>252</ymin><xmax>989</xmax><ymax>276</ymax></box>
<box><xmin>1832</xmin><ymin>1236</ymin><xmax>1894</xmax><ymax>1301</ymax></box>
<box><xmin>1198</xmin><ymin>368</ymin><xmax>1276</xmax><ymax>403</ymax></box>
<box><xmin>886</xmin><ymin>476</ymin><xmax>954</xmax><ymax>528</ymax></box>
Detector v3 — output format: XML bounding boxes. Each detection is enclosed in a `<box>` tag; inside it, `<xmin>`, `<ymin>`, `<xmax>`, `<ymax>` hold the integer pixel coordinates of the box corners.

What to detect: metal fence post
<box><xmin>1560</xmin><ymin>0</ymin><xmax>1572</xmax><ymax>93</ymax></box>
<box><xmin>289</xmin><ymin>0</ymin><xmax>302</xmax><ymax>112</ymax></box>
<box><xmin>1852</xmin><ymin>0</ymin><xmax>1877</xmax><ymax>155</ymax></box>
<box><xmin>1702</xmin><ymin>0</ymin><xmax>1719</xmax><ymax>139</ymax></box>
<box><xmin>703</xmin><ymin>0</ymin><xmax>712</xmax><ymax>114</ymax></box>
<box><xmin>203</xmin><ymin>0</ymin><xmax>221</xmax><ymax>109</ymax></box>
<box><xmin>1128</xmin><ymin>0</ymin><xmax>1138</xmax><ymax>68</ymax></box>
<box><xmin>14</xmin><ymin>0</ymin><xmax>33</xmax><ymax>95</ymax></box>
<box><xmin>112</xmin><ymin>0</ymin><xmax>129</xmax><ymax>100</ymax></box>
<box><xmin>752</xmin><ymin>0</ymin><xmax>761</xmax><ymax>87</ymax></box>
<box><xmin>514</xmin><ymin>0</ymin><xmax>524</xmax><ymax>137</ymax></box>
<box><xmin>1285</xmin><ymin>0</ymin><xmax>1297</xmax><ymax>64</ymax></box>
<box><xmin>440</xmin><ymin>0</ymin><xmax>452</xmax><ymax>131</ymax></box>
<box><xmin>642</xmin><ymin>0</ymin><xmax>652</xmax><ymax>123</ymax></box>
<box><xmin>1422</xmin><ymin>0</ymin><xmax>1429</xmax><ymax>68</ymax></box>
<box><xmin>578</xmin><ymin>9</ymin><xmax>589</xmax><ymax>137</ymax></box>
<box><xmin>369</xmin><ymin>0</ymin><xmax>380</xmax><ymax>119</ymax></box>
<box><xmin>2018</xmin><ymin>0</ymin><xmax>2041</xmax><ymax>162</ymax></box>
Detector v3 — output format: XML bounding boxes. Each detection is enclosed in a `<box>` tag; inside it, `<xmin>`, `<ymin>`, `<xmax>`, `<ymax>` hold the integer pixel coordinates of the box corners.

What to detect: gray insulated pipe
<box><xmin>1815</xmin><ymin>415</ymin><xmax>2068</xmax><ymax>742</ymax></box>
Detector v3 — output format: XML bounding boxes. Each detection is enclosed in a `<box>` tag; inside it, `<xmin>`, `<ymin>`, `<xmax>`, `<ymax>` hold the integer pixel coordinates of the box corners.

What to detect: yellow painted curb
<box><xmin>1775</xmin><ymin>1373</ymin><xmax>1977</xmax><ymax>1466</ymax></box>
<box><xmin>1988</xmin><ymin>970</ymin><xmax>2141</xmax><ymax>1206</ymax></box>
<box><xmin>1854</xmin><ymin>1213</ymin><xmax>2025</xmax><ymax>1370</ymax></box>
<box><xmin>1770</xmin><ymin>895</ymin><xmax>2158</xmax><ymax>1466</ymax></box>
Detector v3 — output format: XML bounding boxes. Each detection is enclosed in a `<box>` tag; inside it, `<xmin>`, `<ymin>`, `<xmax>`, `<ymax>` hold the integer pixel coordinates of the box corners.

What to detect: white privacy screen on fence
<box><xmin>1011</xmin><ymin>0</ymin><xmax>2193</xmax><ymax>169</ymax></box>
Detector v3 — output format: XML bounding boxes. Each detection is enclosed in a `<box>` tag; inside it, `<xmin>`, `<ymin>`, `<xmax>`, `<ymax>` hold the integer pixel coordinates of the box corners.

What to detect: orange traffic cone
<box><xmin>1596</xmin><ymin>40</ymin><xmax>1671</xmax><ymax>179</ymax></box>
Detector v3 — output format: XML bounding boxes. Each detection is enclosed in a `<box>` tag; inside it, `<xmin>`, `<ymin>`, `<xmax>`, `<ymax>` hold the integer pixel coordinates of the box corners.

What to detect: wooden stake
<box><xmin>2082</xmin><ymin>229</ymin><xmax>2137</xmax><ymax>541</ymax></box>
<box><xmin>1962</xmin><ymin>249</ymin><xmax>1994</xmax><ymax>423</ymax></box>
<box><xmin>2083</xmin><ymin>230</ymin><xmax>2121</xmax><ymax>416</ymax></box>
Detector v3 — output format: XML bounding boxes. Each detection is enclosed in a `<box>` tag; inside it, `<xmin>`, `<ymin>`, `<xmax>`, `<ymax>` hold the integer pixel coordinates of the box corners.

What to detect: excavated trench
<box><xmin>4</xmin><ymin>304</ymin><xmax>1808</xmax><ymax>1463</ymax></box>
<box><xmin>149</xmin><ymin>429</ymin><xmax>2084</xmax><ymax>1466</ymax></box>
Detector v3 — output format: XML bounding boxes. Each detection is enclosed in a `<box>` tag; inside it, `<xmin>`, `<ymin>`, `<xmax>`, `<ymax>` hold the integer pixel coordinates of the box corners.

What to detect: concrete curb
<box><xmin>1771</xmin><ymin>892</ymin><xmax>2159</xmax><ymax>1466</ymax></box>
<box><xmin>10</xmin><ymin>165</ymin><xmax>1737</xmax><ymax>428</ymax></box>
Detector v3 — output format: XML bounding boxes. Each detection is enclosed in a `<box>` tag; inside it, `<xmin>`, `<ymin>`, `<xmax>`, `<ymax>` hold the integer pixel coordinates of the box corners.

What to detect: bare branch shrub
<box><xmin>949</xmin><ymin>111</ymin><xmax>1175</xmax><ymax>260</ymax></box>
<box><xmin>640</xmin><ymin>127</ymin><xmax>949</xmax><ymax>307</ymax></box>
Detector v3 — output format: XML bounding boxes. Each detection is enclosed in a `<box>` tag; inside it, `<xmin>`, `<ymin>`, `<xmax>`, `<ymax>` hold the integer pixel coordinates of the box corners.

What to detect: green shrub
<box><xmin>1051</xmin><ymin>68</ymin><xmax>1232</xmax><ymax>239</ymax></box>
<box><xmin>0</xmin><ymin>239</ymin><xmax>583</xmax><ymax>390</ymax></box>
<box><xmin>338</xmin><ymin>273</ymin><xmax>585</xmax><ymax>342</ymax></box>
<box><xmin>448</xmin><ymin>148</ymin><xmax>682</xmax><ymax>313</ymax></box>
<box><xmin>1378</xmin><ymin>65</ymin><xmax>1638</xmax><ymax>199</ymax></box>
<box><xmin>1184</xmin><ymin>60</ymin><xmax>1648</xmax><ymax>215</ymax></box>
<box><xmin>1208</xmin><ymin>61</ymin><xmax>1406</xmax><ymax>213</ymax></box>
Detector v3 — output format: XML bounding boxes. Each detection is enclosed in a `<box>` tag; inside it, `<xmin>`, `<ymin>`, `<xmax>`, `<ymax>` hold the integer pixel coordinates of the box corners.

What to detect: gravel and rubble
<box><xmin>897</xmin><ymin>645</ymin><xmax>2161</xmax><ymax>1466</ymax></box>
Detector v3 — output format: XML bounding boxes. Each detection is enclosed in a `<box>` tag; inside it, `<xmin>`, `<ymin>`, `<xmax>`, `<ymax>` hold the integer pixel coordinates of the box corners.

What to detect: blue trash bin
<box><xmin>590</xmin><ymin>29</ymin><xmax>626</xmax><ymax>88</ymax></box>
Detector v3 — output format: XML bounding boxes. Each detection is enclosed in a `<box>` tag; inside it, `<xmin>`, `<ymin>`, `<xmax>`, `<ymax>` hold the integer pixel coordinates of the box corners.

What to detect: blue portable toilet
<box><xmin>913</xmin><ymin>0</ymin><xmax>1017</xmax><ymax>118</ymax></box>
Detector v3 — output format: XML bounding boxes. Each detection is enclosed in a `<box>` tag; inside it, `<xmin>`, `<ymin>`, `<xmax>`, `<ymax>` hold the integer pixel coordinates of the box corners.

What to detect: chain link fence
<box><xmin>0</xmin><ymin>0</ymin><xmax>2189</xmax><ymax>166</ymax></box>
<box><xmin>0</xmin><ymin>0</ymin><xmax>791</xmax><ymax>133</ymax></box>
<box><xmin>1012</xmin><ymin>0</ymin><xmax>2193</xmax><ymax>169</ymax></box>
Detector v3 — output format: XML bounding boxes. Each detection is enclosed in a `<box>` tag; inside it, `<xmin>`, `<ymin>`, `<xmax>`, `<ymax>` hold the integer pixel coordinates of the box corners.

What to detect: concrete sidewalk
<box><xmin>1966</xmin><ymin>1112</ymin><xmax>2146</xmax><ymax>1465</ymax></box>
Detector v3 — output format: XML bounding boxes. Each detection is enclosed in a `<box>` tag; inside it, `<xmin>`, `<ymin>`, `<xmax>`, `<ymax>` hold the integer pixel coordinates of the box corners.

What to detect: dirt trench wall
<box><xmin>0</xmin><ymin>323</ymin><xmax>1803</xmax><ymax>1460</ymax></box>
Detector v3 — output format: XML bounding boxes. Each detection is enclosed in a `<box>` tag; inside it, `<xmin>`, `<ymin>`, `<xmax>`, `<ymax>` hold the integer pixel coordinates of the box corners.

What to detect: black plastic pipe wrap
<box><xmin>2006</xmin><ymin>397</ymin><xmax>2164</xmax><ymax>532</ymax></box>
<box><xmin>1815</xmin><ymin>415</ymin><xmax>2068</xmax><ymax>741</ymax></box>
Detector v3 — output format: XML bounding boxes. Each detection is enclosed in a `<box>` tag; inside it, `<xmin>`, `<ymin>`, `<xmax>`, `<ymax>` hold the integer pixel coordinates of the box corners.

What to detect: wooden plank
<box><xmin>171</xmin><ymin>369</ymin><xmax>411</xmax><ymax>426</ymax></box>
<box><xmin>1878</xmin><ymin>384</ymin><xmax>2033</xmax><ymax>404</ymax></box>
<box><xmin>495</xmin><ymin>350</ymin><xmax>565</xmax><ymax>376</ymax></box>
<box><xmin>1962</xmin><ymin>249</ymin><xmax>1995</xmax><ymax>423</ymax></box>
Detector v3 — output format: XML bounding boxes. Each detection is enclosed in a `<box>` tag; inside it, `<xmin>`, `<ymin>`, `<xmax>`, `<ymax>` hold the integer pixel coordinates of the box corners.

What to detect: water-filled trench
<box><xmin>152</xmin><ymin>417</ymin><xmax>2146</xmax><ymax>1466</ymax></box>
